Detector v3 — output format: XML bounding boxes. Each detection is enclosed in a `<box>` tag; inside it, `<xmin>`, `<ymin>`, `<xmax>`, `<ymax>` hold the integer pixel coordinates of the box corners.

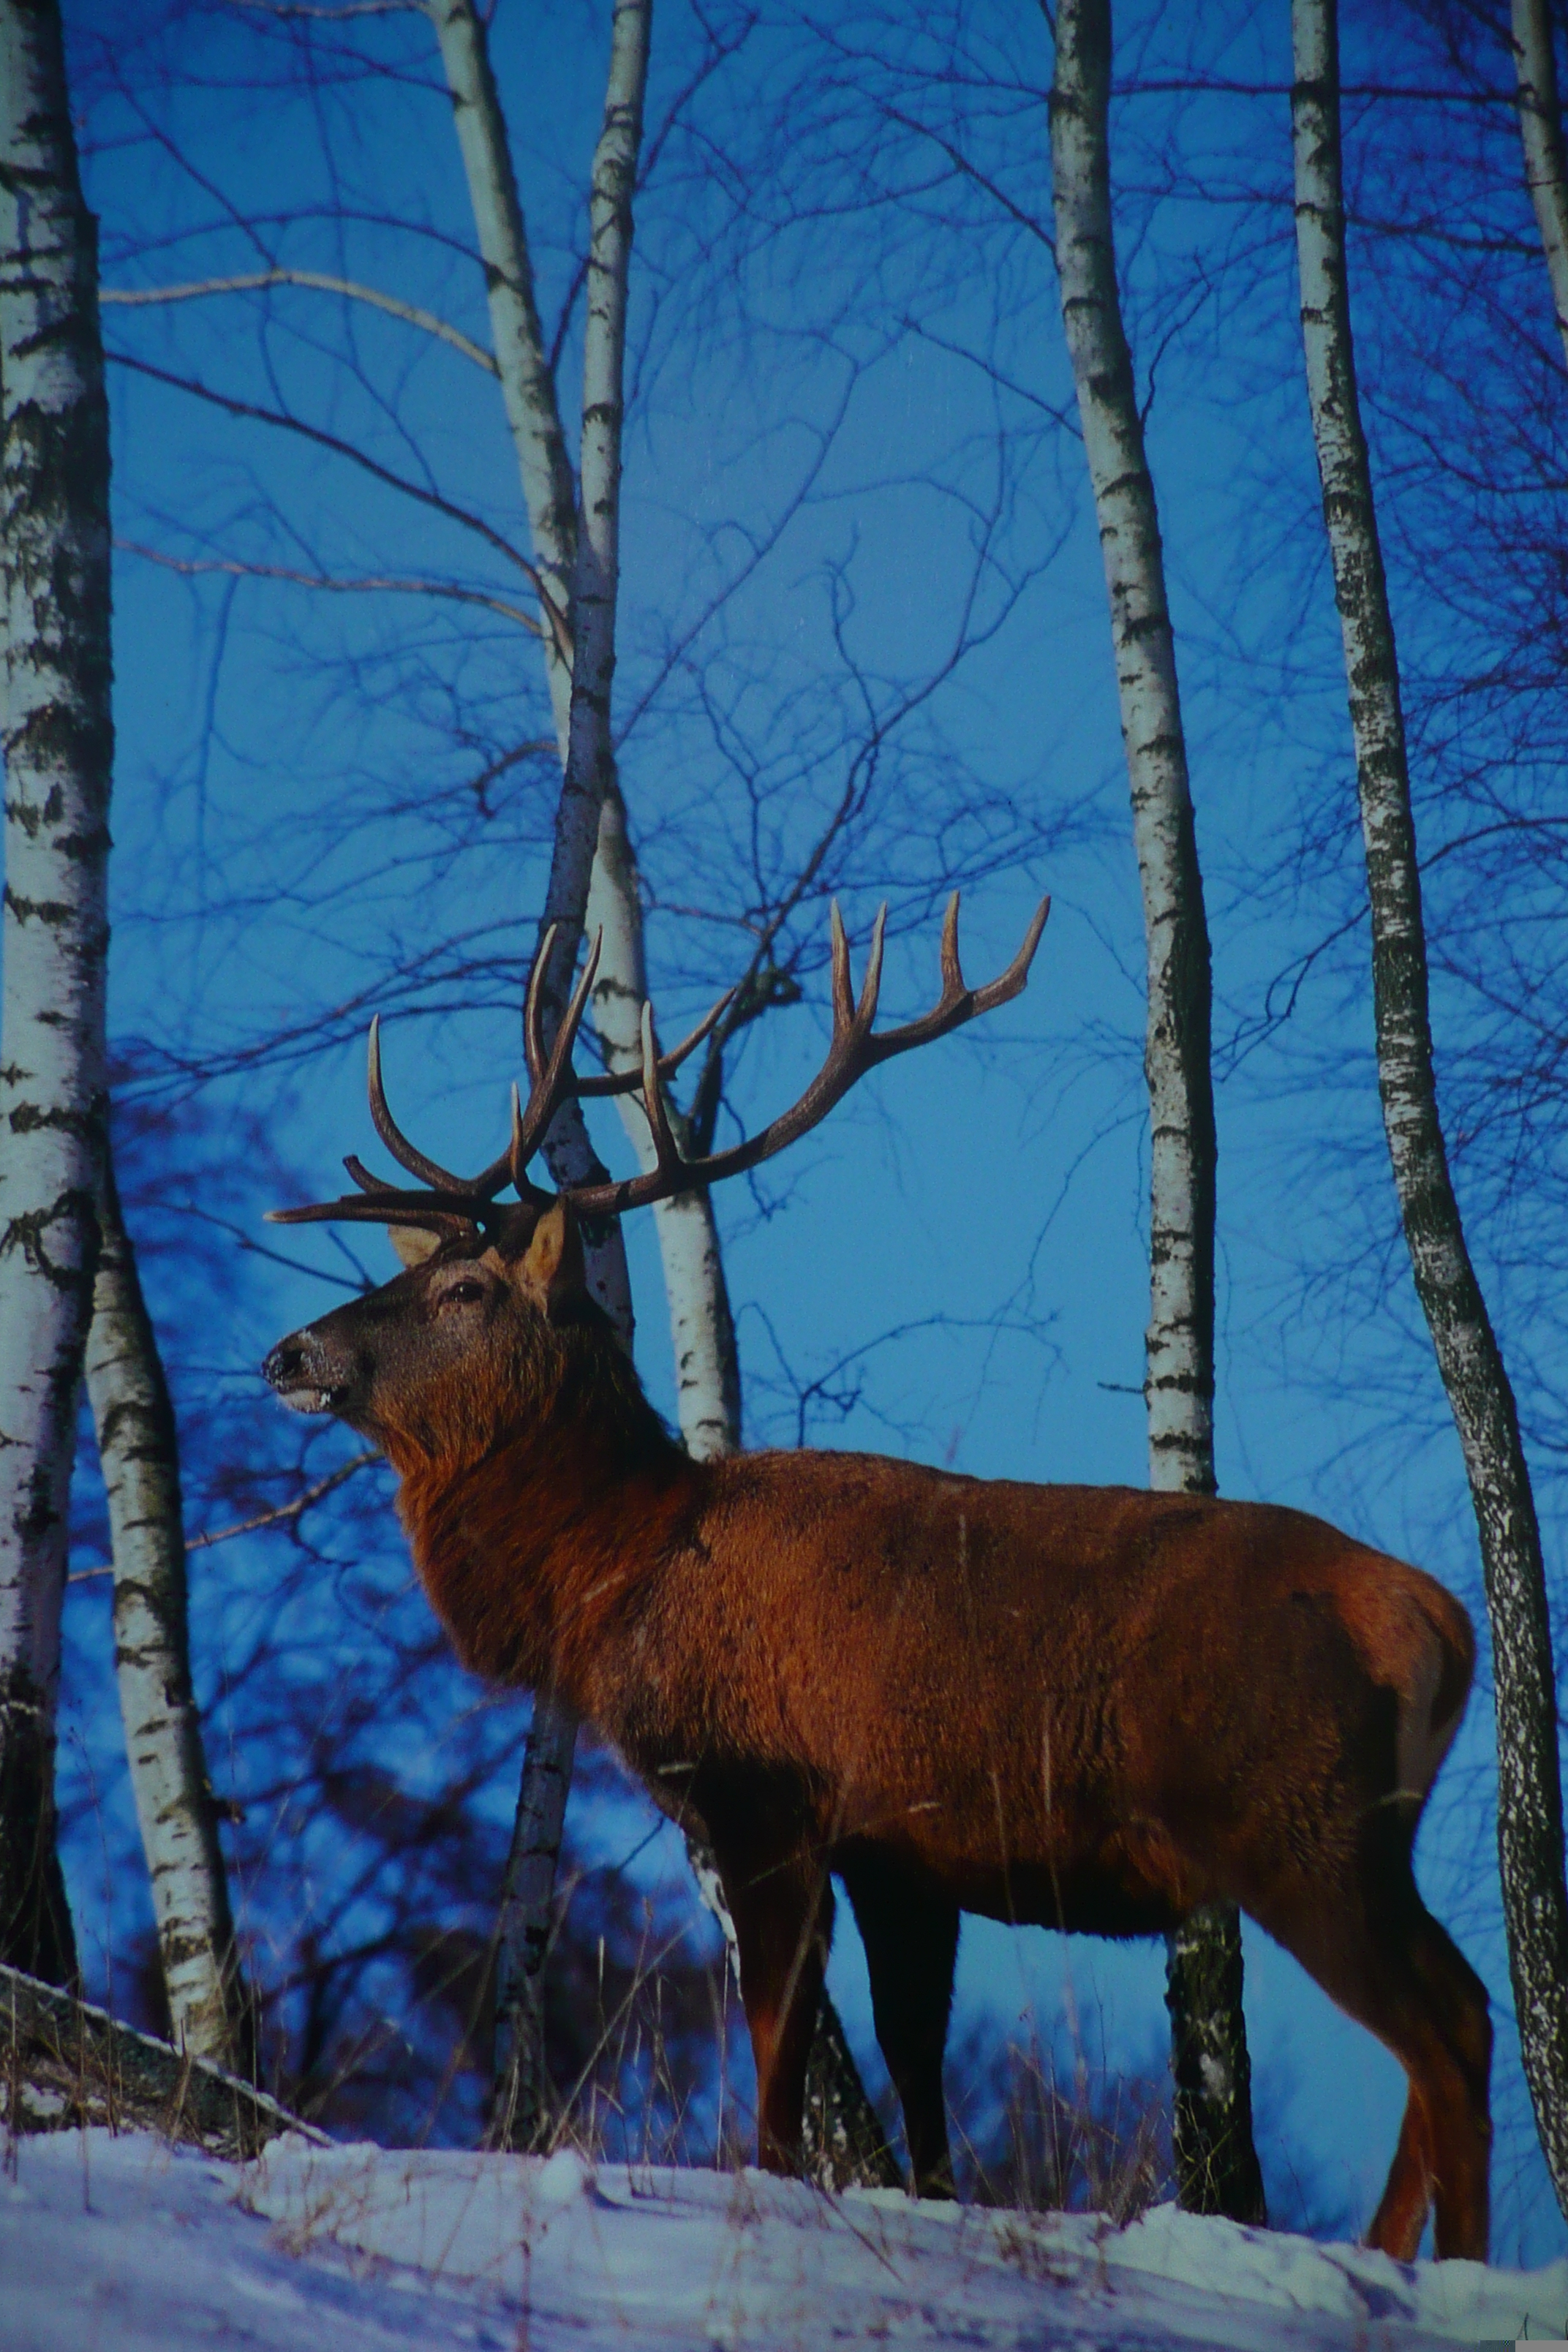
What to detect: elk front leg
<box><xmin>840</xmin><ymin>1846</ymin><xmax>958</xmax><ymax>2196</ymax></box>
<box><xmin>720</xmin><ymin>1847</ymin><xmax>833</xmax><ymax>2174</ymax></box>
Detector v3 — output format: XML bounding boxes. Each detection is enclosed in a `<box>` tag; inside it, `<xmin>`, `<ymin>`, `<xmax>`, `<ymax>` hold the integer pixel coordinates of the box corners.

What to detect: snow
<box><xmin>4</xmin><ymin>2128</ymin><xmax>1567</xmax><ymax>2349</ymax></box>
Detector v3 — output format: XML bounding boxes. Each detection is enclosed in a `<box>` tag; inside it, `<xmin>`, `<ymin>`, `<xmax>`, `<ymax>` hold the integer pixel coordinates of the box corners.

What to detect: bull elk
<box><xmin>263</xmin><ymin>896</ymin><xmax>1490</xmax><ymax>2261</ymax></box>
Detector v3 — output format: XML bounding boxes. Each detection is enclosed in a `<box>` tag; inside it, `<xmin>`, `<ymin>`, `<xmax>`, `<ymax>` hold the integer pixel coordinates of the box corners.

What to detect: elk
<box><xmin>263</xmin><ymin>897</ymin><xmax>1490</xmax><ymax>2261</ymax></box>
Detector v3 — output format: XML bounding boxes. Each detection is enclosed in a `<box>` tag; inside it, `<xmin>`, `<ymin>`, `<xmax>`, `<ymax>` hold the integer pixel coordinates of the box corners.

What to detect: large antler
<box><xmin>557</xmin><ymin>889</ymin><xmax>1049</xmax><ymax>1218</ymax></box>
<box><xmin>268</xmin><ymin>892</ymin><xmax>1049</xmax><ymax>1239</ymax></box>
<box><xmin>268</xmin><ymin>927</ymin><xmax>739</xmax><ymax>1238</ymax></box>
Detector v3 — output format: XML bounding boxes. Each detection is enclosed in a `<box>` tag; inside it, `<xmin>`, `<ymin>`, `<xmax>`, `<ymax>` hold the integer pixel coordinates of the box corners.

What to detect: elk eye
<box><xmin>441</xmin><ymin>1278</ymin><xmax>486</xmax><ymax>1308</ymax></box>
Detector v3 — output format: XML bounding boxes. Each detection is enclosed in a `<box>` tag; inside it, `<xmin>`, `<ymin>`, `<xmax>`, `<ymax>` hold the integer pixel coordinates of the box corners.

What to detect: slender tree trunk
<box><xmin>488</xmin><ymin>1679</ymin><xmax>579</xmax><ymax>2152</ymax></box>
<box><xmin>1292</xmin><ymin>0</ymin><xmax>1568</xmax><ymax>2224</ymax></box>
<box><xmin>0</xmin><ymin>0</ymin><xmax>115</xmax><ymax>1988</ymax></box>
<box><xmin>1510</xmin><ymin>0</ymin><xmax>1568</xmax><ymax>376</ymax></box>
<box><xmin>83</xmin><ymin>1145</ymin><xmax>246</xmax><ymax>2066</ymax></box>
<box><xmin>585</xmin><ymin>786</ymin><xmax>743</xmax><ymax>1460</ymax></box>
<box><xmin>426</xmin><ymin>0</ymin><xmax>575</xmax><ymax>744</ymax></box>
<box><xmin>483</xmin><ymin>0</ymin><xmax>649</xmax><ymax>2153</ymax></box>
<box><xmin>438</xmin><ymin>0</ymin><xmax>892</xmax><ymax>2178</ymax></box>
<box><xmin>434</xmin><ymin>0</ymin><xmax>886</xmax><ymax>2179</ymax></box>
<box><xmin>1049</xmin><ymin>0</ymin><xmax>1264</xmax><ymax>2225</ymax></box>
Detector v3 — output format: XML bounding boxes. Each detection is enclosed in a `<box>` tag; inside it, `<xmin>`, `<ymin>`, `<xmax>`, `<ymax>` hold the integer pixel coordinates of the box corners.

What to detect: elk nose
<box><xmin>262</xmin><ymin>1337</ymin><xmax>306</xmax><ymax>1392</ymax></box>
<box><xmin>263</xmin><ymin>1333</ymin><xmax>339</xmax><ymax>1406</ymax></box>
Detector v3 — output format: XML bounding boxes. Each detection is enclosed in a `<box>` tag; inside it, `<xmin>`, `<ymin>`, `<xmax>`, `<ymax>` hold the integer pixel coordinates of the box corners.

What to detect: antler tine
<box><xmin>524</xmin><ymin>922</ymin><xmax>559</xmax><ymax>1089</ymax></box>
<box><xmin>509</xmin><ymin>1081</ymin><xmax>547</xmax><ymax>1205</ymax></box>
<box><xmin>638</xmin><ymin>1002</ymin><xmax>688</xmax><ymax>1180</ymax></box>
<box><xmin>367</xmin><ymin>1015</ymin><xmax>470</xmax><ymax>1192</ymax></box>
<box><xmin>573</xmin><ymin>982</ymin><xmax>738</xmax><ymax>1098</ymax></box>
<box><xmin>964</xmin><ymin>893</ymin><xmax>1051</xmax><ymax>1017</ymax></box>
<box><xmin>511</xmin><ymin>927</ymin><xmax>604</xmax><ymax>1174</ymax></box>
<box><xmin>267</xmin><ymin>1192</ymin><xmax>481</xmax><ymax>1237</ymax></box>
<box><xmin>559</xmin><ymin>894</ymin><xmax>1052</xmax><ymax>1222</ymax></box>
<box><xmin>829</xmin><ymin>900</ymin><xmax>855</xmax><ymax>1036</ymax></box>
<box><xmin>860</xmin><ymin>893</ymin><xmax>1051</xmax><ymax>1068</ymax></box>
<box><xmin>344</xmin><ymin>1153</ymin><xmax>399</xmax><ymax>1197</ymax></box>
<box><xmin>853</xmin><ymin>904</ymin><xmax>888</xmax><ymax>1039</ymax></box>
<box><xmin>938</xmin><ymin>891</ymin><xmax>963</xmax><ymax>1000</ymax></box>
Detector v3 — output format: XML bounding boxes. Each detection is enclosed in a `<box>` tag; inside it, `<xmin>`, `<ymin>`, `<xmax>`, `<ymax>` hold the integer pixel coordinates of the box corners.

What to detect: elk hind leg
<box><xmin>840</xmin><ymin>1847</ymin><xmax>960</xmax><ymax>2197</ymax></box>
<box><xmin>1254</xmin><ymin>1865</ymin><xmax>1490</xmax><ymax>2261</ymax></box>
<box><xmin>721</xmin><ymin>1847</ymin><xmax>833</xmax><ymax>2175</ymax></box>
<box><xmin>1403</xmin><ymin>1907</ymin><xmax>1490</xmax><ymax>2261</ymax></box>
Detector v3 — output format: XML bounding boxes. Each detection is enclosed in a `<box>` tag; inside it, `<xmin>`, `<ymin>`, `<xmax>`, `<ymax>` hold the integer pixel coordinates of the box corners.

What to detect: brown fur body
<box><xmin>265</xmin><ymin>1205</ymin><xmax>1491</xmax><ymax>2259</ymax></box>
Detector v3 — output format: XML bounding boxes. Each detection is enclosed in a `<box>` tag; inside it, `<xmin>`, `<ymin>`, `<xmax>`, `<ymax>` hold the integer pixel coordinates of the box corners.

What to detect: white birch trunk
<box><xmin>0</xmin><ymin>0</ymin><xmax>113</xmax><ymax>1986</ymax></box>
<box><xmin>432</xmin><ymin>0</ymin><xmax>743</xmax><ymax>1463</ymax></box>
<box><xmin>477</xmin><ymin>0</ymin><xmax>649</xmax><ymax>2152</ymax></box>
<box><xmin>1292</xmin><ymin>0</ymin><xmax>1568</xmax><ymax>2223</ymax></box>
<box><xmin>425</xmin><ymin>0</ymin><xmax>576</xmax><ymax>747</ymax></box>
<box><xmin>432</xmin><ymin>0</ymin><xmax>892</xmax><ymax>2179</ymax></box>
<box><xmin>83</xmin><ymin>1147</ymin><xmax>244</xmax><ymax>2065</ymax></box>
<box><xmin>585</xmin><ymin>785</ymin><xmax>742</xmax><ymax>1461</ymax></box>
<box><xmin>1050</xmin><ymin>0</ymin><xmax>1264</xmax><ymax>2225</ymax></box>
<box><xmin>1510</xmin><ymin>0</ymin><xmax>1568</xmax><ymax>377</ymax></box>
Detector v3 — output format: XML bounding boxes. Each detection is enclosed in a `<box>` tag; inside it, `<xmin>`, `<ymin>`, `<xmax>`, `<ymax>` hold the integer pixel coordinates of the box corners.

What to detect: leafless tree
<box><xmin>487</xmin><ymin>0</ymin><xmax>649</xmax><ymax>2154</ymax></box>
<box><xmin>1049</xmin><ymin>0</ymin><xmax>1263</xmax><ymax>2224</ymax></box>
<box><xmin>423</xmin><ymin>0</ymin><xmax>892</xmax><ymax>2169</ymax></box>
<box><xmin>1292</xmin><ymin>0</ymin><xmax>1568</xmax><ymax>2225</ymax></box>
<box><xmin>1</xmin><ymin>0</ymin><xmax>247</xmax><ymax>2066</ymax></box>
<box><xmin>83</xmin><ymin>1149</ymin><xmax>247</xmax><ymax>2065</ymax></box>
<box><xmin>0</xmin><ymin>0</ymin><xmax>108</xmax><ymax>1988</ymax></box>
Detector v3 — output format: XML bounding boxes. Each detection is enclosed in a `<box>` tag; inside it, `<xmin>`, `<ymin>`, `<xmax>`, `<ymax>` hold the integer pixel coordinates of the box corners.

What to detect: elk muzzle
<box><xmin>263</xmin><ymin>1326</ymin><xmax>356</xmax><ymax>1417</ymax></box>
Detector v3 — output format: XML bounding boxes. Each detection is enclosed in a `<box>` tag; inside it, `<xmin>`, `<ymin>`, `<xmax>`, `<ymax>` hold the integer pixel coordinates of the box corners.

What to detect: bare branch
<box><xmin>104</xmin><ymin>350</ymin><xmax>570</xmax><ymax>657</ymax></box>
<box><xmin>102</xmin><ymin>268</ymin><xmax>498</xmax><ymax>375</ymax></box>
<box><xmin>115</xmin><ymin>538</ymin><xmax>542</xmax><ymax>634</ymax></box>
<box><xmin>69</xmin><ymin>1448</ymin><xmax>382</xmax><ymax>1583</ymax></box>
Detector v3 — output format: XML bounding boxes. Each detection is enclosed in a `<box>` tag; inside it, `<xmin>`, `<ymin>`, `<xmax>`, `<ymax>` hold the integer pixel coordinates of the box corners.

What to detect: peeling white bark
<box><xmin>549</xmin><ymin>0</ymin><xmax>649</xmax><ymax>1011</ymax></box>
<box><xmin>1293</xmin><ymin>0</ymin><xmax>1568</xmax><ymax>2223</ymax></box>
<box><xmin>84</xmin><ymin>1148</ymin><xmax>243</xmax><ymax>2065</ymax></box>
<box><xmin>1510</xmin><ymin>0</ymin><xmax>1568</xmax><ymax>376</ymax></box>
<box><xmin>426</xmin><ymin>0</ymin><xmax>575</xmax><ymax>740</ymax></box>
<box><xmin>0</xmin><ymin>0</ymin><xmax>112</xmax><ymax>1984</ymax></box>
<box><xmin>1050</xmin><ymin>0</ymin><xmax>1262</xmax><ymax>2226</ymax></box>
<box><xmin>586</xmin><ymin>785</ymin><xmax>742</xmax><ymax>1465</ymax></box>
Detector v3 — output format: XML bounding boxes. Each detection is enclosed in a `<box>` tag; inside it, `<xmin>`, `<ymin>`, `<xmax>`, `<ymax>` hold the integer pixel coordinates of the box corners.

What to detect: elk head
<box><xmin>261</xmin><ymin>1196</ymin><xmax>603</xmax><ymax>1473</ymax></box>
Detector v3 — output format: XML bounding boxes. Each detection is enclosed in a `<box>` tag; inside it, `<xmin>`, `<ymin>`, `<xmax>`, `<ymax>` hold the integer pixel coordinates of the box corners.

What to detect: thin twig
<box><xmin>68</xmin><ymin>1450</ymin><xmax>382</xmax><ymax>1581</ymax></box>
<box><xmin>102</xmin><ymin>269</ymin><xmax>498</xmax><ymax>376</ymax></box>
<box><xmin>114</xmin><ymin>539</ymin><xmax>541</xmax><ymax>636</ymax></box>
<box><xmin>104</xmin><ymin>350</ymin><xmax>571</xmax><ymax>660</ymax></box>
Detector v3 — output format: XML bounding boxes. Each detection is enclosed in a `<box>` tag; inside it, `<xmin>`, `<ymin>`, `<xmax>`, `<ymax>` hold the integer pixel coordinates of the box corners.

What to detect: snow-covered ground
<box><xmin>4</xmin><ymin>2128</ymin><xmax>1567</xmax><ymax>2349</ymax></box>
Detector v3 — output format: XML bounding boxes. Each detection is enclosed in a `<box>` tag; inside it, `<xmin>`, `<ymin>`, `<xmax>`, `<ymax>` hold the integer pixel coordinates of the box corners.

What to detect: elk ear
<box><xmin>517</xmin><ymin>1197</ymin><xmax>585</xmax><ymax>1317</ymax></box>
<box><xmin>388</xmin><ymin>1224</ymin><xmax>442</xmax><ymax>1270</ymax></box>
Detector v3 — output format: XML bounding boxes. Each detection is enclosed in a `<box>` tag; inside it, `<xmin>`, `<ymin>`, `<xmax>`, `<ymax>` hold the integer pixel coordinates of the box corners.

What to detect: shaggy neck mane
<box><xmin>385</xmin><ymin>1303</ymin><xmax>697</xmax><ymax>1695</ymax></box>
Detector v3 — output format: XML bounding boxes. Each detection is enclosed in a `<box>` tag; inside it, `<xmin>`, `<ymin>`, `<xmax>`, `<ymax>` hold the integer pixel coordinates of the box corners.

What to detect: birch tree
<box><xmin>1509</xmin><ymin>0</ymin><xmax>1568</xmax><ymax>376</ymax></box>
<box><xmin>434</xmin><ymin>0</ymin><xmax>892</xmax><ymax>2176</ymax></box>
<box><xmin>1292</xmin><ymin>0</ymin><xmax>1568</xmax><ymax>2225</ymax></box>
<box><xmin>0</xmin><ymin>0</ymin><xmax>112</xmax><ymax>1988</ymax></box>
<box><xmin>484</xmin><ymin>0</ymin><xmax>647</xmax><ymax>2152</ymax></box>
<box><xmin>1049</xmin><ymin>0</ymin><xmax>1264</xmax><ymax>2225</ymax></box>
<box><xmin>2</xmin><ymin>0</ymin><xmax>246</xmax><ymax>2054</ymax></box>
<box><xmin>83</xmin><ymin>1150</ymin><xmax>246</xmax><ymax>2065</ymax></box>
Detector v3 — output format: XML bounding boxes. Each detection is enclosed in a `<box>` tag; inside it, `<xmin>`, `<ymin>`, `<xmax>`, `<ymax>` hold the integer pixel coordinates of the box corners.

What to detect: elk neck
<box><xmin>388</xmin><ymin>1319</ymin><xmax>702</xmax><ymax>1698</ymax></box>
